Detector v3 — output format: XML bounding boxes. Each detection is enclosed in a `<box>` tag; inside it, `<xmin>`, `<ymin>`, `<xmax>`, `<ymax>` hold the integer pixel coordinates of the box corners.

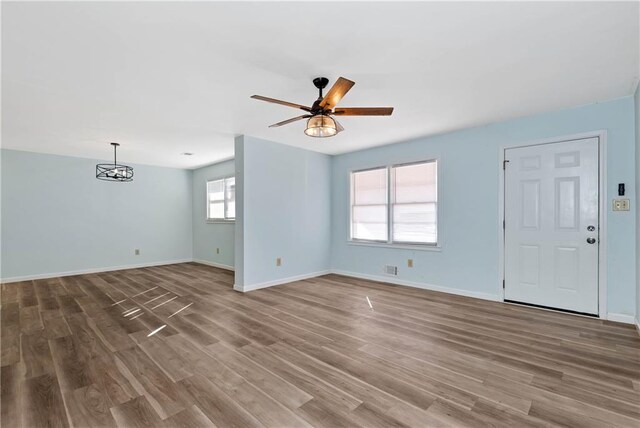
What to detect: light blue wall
<box><xmin>331</xmin><ymin>97</ymin><xmax>637</xmax><ymax>316</ymax></box>
<box><xmin>1</xmin><ymin>149</ymin><xmax>193</xmax><ymax>279</ymax></box>
<box><xmin>235</xmin><ymin>135</ymin><xmax>331</xmax><ymax>289</ymax></box>
<box><xmin>635</xmin><ymin>85</ymin><xmax>640</xmax><ymax>325</ymax></box>
<box><xmin>192</xmin><ymin>159</ymin><xmax>235</xmax><ymax>268</ymax></box>
<box><xmin>3</xmin><ymin>97</ymin><xmax>637</xmax><ymax>318</ymax></box>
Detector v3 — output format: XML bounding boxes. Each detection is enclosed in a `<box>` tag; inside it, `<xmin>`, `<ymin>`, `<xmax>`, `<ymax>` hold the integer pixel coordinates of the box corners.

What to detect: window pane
<box><xmin>225</xmin><ymin>177</ymin><xmax>236</xmax><ymax>219</ymax></box>
<box><xmin>393</xmin><ymin>203</ymin><xmax>437</xmax><ymax>243</ymax></box>
<box><xmin>353</xmin><ymin>205</ymin><xmax>387</xmax><ymax>240</ymax></box>
<box><xmin>209</xmin><ymin>202</ymin><xmax>224</xmax><ymax>219</ymax></box>
<box><xmin>207</xmin><ymin>179</ymin><xmax>224</xmax><ymax>202</ymax></box>
<box><xmin>393</xmin><ymin>162</ymin><xmax>437</xmax><ymax>203</ymax></box>
<box><xmin>353</xmin><ymin>223</ymin><xmax>388</xmax><ymax>241</ymax></box>
<box><xmin>353</xmin><ymin>168</ymin><xmax>387</xmax><ymax>205</ymax></box>
<box><xmin>392</xmin><ymin>162</ymin><xmax>437</xmax><ymax>244</ymax></box>
<box><xmin>353</xmin><ymin>205</ymin><xmax>387</xmax><ymax>224</ymax></box>
<box><xmin>351</xmin><ymin>167</ymin><xmax>388</xmax><ymax>241</ymax></box>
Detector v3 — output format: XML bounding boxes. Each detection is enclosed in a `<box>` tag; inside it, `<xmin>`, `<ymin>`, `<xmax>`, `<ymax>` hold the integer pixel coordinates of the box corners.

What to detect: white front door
<box><xmin>504</xmin><ymin>137</ymin><xmax>599</xmax><ymax>315</ymax></box>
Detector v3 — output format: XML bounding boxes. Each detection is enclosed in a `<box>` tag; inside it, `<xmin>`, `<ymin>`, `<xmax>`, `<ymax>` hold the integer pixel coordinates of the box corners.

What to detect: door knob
<box><xmin>587</xmin><ymin>237</ymin><xmax>597</xmax><ymax>244</ymax></box>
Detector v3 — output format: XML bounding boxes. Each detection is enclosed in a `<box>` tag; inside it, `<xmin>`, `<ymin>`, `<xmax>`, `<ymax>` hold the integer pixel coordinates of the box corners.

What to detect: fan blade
<box><xmin>335</xmin><ymin>119</ymin><xmax>345</xmax><ymax>133</ymax></box>
<box><xmin>319</xmin><ymin>77</ymin><xmax>355</xmax><ymax>110</ymax></box>
<box><xmin>268</xmin><ymin>115</ymin><xmax>311</xmax><ymax>128</ymax></box>
<box><xmin>251</xmin><ymin>95</ymin><xmax>312</xmax><ymax>112</ymax></box>
<box><xmin>333</xmin><ymin>107</ymin><xmax>394</xmax><ymax>116</ymax></box>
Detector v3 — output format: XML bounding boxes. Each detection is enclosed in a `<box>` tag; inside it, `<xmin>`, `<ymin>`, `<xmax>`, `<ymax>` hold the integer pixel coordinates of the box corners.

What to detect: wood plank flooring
<box><xmin>1</xmin><ymin>262</ymin><xmax>639</xmax><ymax>427</ymax></box>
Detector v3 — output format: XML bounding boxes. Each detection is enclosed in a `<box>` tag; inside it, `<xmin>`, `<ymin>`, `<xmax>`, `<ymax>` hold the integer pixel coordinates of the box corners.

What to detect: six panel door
<box><xmin>504</xmin><ymin>137</ymin><xmax>599</xmax><ymax>315</ymax></box>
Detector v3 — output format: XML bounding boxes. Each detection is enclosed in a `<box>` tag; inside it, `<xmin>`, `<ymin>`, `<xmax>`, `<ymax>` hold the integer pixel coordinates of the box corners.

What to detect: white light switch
<box><xmin>612</xmin><ymin>199</ymin><xmax>630</xmax><ymax>211</ymax></box>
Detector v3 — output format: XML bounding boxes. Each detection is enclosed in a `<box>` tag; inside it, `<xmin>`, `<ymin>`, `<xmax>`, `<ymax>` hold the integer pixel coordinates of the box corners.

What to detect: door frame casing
<box><xmin>498</xmin><ymin>130</ymin><xmax>608</xmax><ymax>319</ymax></box>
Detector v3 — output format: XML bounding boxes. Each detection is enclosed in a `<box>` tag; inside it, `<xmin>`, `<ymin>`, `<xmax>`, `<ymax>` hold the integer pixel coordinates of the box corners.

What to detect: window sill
<box><xmin>347</xmin><ymin>240</ymin><xmax>442</xmax><ymax>252</ymax></box>
<box><xmin>206</xmin><ymin>220</ymin><xmax>235</xmax><ymax>224</ymax></box>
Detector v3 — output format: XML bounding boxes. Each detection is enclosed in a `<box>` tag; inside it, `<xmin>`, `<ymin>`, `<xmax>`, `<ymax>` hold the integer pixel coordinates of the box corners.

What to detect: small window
<box><xmin>350</xmin><ymin>160</ymin><xmax>437</xmax><ymax>245</ymax></box>
<box><xmin>207</xmin><ymin>176</ymin><xmax>235</xmax><ymax>221</ymax></box>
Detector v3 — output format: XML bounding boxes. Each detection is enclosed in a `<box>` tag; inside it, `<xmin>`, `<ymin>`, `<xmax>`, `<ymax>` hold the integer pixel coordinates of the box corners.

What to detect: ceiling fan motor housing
<box><xmin>313</xmin><ymin>77</ymin><xmax>329</xmax><ymax>90</ymax></box>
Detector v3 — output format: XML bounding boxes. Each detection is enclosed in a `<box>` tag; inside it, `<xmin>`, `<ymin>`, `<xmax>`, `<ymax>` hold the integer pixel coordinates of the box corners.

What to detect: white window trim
<box><xmin>349</xmin><ymin>159</ymin><xmax>440</xmax><ymax>248</ymax></box>
<box><xmin>206</xmin><ymin>175</ymin><xmax>235</xmax><ymax>223</ymax></box>
<box><xmin>347</xmin><ymin>240</ymin><xmax>442</xmax><ymax>252</ymax></box>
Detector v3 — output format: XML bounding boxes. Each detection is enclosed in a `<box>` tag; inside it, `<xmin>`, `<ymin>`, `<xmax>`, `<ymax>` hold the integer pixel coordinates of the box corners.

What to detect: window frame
<box><xmin>349</xmin><ymin>159</ymin><xmax>440</xmax><ymax>249</ymax></box>
<box><xmin>206</xmin><ymin>175</ymin><xmax>236</xmax><ymax>223</ymax></box>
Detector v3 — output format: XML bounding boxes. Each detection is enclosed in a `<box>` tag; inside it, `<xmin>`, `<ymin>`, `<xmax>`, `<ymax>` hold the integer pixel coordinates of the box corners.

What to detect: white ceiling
<box><xmin>2</xmin><ymin>1</ymin><xmax>639</xmax><ymax>169</ymax></box>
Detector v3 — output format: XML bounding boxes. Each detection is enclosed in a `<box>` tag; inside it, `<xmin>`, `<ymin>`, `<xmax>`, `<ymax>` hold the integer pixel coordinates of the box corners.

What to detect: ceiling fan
<box><xmin>251</xmin><ymin>77</ymin><xmax>394</xmax><ymax>138</ymax></box>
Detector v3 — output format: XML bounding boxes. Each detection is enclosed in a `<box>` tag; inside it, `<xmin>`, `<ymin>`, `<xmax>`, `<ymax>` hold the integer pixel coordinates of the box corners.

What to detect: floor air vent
<box><xmin>383</xmin><ymin>265</ymin><xmax>398</xmax><ymax>276</ymax></box>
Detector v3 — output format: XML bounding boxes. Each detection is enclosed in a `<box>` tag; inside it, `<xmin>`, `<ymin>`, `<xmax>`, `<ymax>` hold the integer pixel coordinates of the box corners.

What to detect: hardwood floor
<box><xmin>1</xmin><ymin>262</ymin><xmax>639</xmax><ymax>427</ymax></box>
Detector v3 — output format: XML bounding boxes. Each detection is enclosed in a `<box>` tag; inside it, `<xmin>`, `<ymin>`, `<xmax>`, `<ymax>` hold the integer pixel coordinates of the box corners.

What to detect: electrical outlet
<box><xmin>216</xmin><ymin>248</ymin><xmax>220</xmax><ymax>254</ymax></box>
<box><xmin>612</xmin><ymin>199</ymin><xmax>630</xmax><ymax>211</ymax></box>
<box><xmin>276</xmin><ymin>257</ymin><xmax>282</xmax><ymax>266</ymax></box>
<box><xmin>134</xmin><ymin>249</ymin><xmax>140</xmax><ymax>255</ymax></box>
<box><xmin>407</xmin><ymin>259</ymin><xmax>413</xmax><ymax>268</ymax></box>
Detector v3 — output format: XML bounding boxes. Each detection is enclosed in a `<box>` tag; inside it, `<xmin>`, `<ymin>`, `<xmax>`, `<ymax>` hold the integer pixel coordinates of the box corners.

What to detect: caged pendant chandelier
<box><xmin>96</xmin><ymin>143</ymin><xmax>134</xmax><ymax>182</ymax></box>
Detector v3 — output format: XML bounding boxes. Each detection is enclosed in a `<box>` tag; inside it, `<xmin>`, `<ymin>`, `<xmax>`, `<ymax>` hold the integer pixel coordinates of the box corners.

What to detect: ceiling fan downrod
<box><xmin>313</xmin><ymin>77</ymin><xmax>329</xmax><ymax>100</ymax></box>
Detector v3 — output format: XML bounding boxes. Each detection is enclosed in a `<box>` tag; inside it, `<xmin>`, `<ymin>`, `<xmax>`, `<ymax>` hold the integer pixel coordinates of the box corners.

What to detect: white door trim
<box><xmin>498</xmin><ymin>130</ymin><xmax>607</xmax><ymax>319</ymax></box>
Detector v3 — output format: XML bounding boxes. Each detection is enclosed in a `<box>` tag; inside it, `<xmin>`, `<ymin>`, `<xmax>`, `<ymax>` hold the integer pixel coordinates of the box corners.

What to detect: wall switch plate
<box><xmin>276</xmin><ymin>257</ymin><xmax>282</xmax><ymax>266</ymax></box>
<box><xmin>407</xmin><ymin>259</ymin><xmax>414</xmax><ymax>268</ymax></box>
<box><xmin>612</xmin><ymin>199</ymin><xmax>630</xmax><ymax>211</ymax></box>
<box><xmin>134</xmin><ymin>249</ymin><xmax>140</xmax><ymax>255</ymax></box>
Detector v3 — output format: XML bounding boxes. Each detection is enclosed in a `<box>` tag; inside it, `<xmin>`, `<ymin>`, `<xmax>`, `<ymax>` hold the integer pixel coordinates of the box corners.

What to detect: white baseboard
<box><xmin>234</xmin><ymin>270</ymin><xmax>330</xmax><ymax>293</ymax></box>
<box><xmin>606</xmin><ymin>313</ymin><xmax>636</xmax><ymax>325</ymax></box>
<box><xmin>329</xmin><ymin>269</ymin><xmax>502</xmax><ymax>302</ymax></box>
<box><xmin>193</xmin><ymin>259</ymin><xmax>235</xmax><ymax>272</ymax></box>
<box><xmin>0</xmin><ymin>259</ymin><xmax>193</xmax><ymax>283</ymax></box>
<box><xmin>636</xmin><ymin>317</ymin><xmax>640</xmax><ymax>335</ymax></box>
<box><xmin>5</xmin><ymin>260</ymin><xmax>633</xmax><ymax>328</ymax></box>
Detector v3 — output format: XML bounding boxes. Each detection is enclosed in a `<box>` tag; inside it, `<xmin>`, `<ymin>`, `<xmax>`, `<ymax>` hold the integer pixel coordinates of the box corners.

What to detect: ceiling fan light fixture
<box><xmin>252</xmin><ymin>76</ymin><xmax>393</xmax><ymax>136</ymax></box>
<box><xmin>304</xmin><ymin>114</ymin><xmax>337</xmax><ymax>138</ymax></box>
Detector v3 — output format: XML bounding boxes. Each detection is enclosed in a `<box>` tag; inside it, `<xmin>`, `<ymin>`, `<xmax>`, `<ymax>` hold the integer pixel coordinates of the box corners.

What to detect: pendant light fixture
<box><xmin>96</xmin><ymin>143</ymin><xmax>134</xmax><ymax>182</ymax></box>
<box><xmin>304</xmin><ymin>114</ymin><xmax>338</xmax><ymax>138</ymax></box>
